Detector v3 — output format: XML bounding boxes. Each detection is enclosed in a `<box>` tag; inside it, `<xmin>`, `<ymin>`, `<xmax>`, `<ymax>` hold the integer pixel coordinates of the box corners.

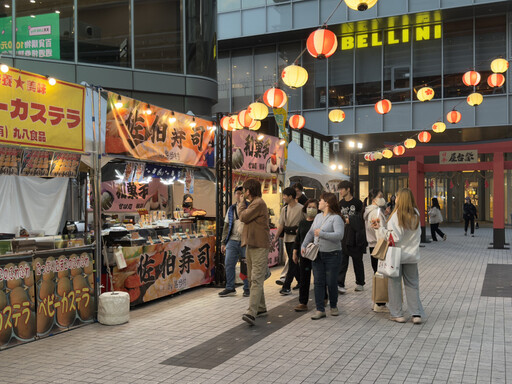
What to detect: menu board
<box><xmin>19</xmin><ymin>149</ymin><xmax>52</xmax><ymax>177</ymax></box>
<box><xmin>0</xmin><ymin>147</ymin><xmax>22</xmax><ymax>175</ymax></box>
<box><xmin>48</xmin><ymin>153</ymin><xmax>80</xmax><ymax>178</ymax></box>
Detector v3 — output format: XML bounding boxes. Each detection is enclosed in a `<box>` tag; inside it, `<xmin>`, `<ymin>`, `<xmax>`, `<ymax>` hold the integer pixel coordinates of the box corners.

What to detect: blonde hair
<box><xmin>391</xmin><ymin>188</ymin><xmax>419</xmax><ymax>230</ymax></box>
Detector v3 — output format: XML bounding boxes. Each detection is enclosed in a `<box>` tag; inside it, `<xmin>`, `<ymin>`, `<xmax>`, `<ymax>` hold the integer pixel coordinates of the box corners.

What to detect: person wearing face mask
<box><xmin>292</xmin><ymin>199</ymin><xmax>327</xmax><ymax>312</ymax></box>
<box><xmin>182</xmin><ymin>194</ymin><xmax>206</xmax><ymax>216</ymax></box>
<box><xmin>363</xmin><ymin>189</ymin><xmax>389</xmax><ymax>312</ymax></box>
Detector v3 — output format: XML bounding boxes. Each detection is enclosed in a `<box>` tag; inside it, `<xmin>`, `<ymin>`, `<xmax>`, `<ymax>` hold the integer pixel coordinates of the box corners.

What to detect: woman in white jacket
<box><xmin>372</xmin><ymin>188</ymin><xmax>425</xmax><ymax>324</ymax></box>
<box><xmin>428</xmin><ymin>197</ymin><xmax>446</xmax><ymax>241</ymax></box>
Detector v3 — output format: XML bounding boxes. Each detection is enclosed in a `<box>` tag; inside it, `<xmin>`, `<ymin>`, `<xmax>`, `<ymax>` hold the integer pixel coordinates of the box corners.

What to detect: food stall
<box><xmin>102</xmin><ymin>92</ymin><xmax>216</xmax><ymax>306</ymax></box>
<box><xmin>231</xmin><ymin>130</ymin><xmax>285</xmax><ymax>267</ymax></box>
<box><xmin>0</xmin><ymin>67</ymin><xmax>96</xmax><ymax>349</ymax></box>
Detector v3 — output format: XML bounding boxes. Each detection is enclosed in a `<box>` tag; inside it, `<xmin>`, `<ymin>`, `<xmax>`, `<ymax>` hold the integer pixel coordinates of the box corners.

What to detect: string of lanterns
<box><xmin>363</xmin><ymin>57</ymin><xmax>509</xmax><ymax>161</ymax></box>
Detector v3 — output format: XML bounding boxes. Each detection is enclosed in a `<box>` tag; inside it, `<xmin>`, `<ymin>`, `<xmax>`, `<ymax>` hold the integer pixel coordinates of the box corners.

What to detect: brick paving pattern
<box><xmin>0</xmin><ymin>227</ymin><xmax>511</xmax><ymax>383</ymax></box>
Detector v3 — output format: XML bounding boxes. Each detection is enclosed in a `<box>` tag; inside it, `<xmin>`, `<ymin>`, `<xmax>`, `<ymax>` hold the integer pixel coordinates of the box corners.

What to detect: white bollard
<box><xmin>98</xmin><ymin>291</ymin><xmax>130</xmax><ymax>325</ymax></box>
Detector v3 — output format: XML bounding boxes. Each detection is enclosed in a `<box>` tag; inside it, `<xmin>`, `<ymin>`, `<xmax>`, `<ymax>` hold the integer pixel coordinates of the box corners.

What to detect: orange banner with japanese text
<box><xmin>0</xmin><ymin>67</ymin><xmax>85</xmax><ymax>152</ymax></box>
<box><xmin>105</xmin><ymin>92</ymin><xmax>215</xmax><ymax>166</ymax></box>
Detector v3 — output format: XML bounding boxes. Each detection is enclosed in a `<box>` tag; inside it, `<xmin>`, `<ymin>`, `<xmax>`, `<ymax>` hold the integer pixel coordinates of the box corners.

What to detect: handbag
<box><xmin>371</xmin><ymin>236</ymin><xmax>389</xmax><ymax>260</ymax></box>
<box><xmin>302</xmin><ymin>215</ymin><xmax>331</xmax><ymax>261</ymax></box>
<box><xmin>372</xmin><ymin>272</ymin><xmax>388</xmax><ymax>303</ymax></box>
<box><xmin>377</xmin><ymin>234</ymin><xmax>401</xmax><ymax>278</ymax></box>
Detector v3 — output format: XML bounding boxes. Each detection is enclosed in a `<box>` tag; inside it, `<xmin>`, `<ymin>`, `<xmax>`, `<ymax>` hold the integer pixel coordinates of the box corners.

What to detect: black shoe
<box><xmin>279</xmin><ymin>288</ymin><xmax>292</xmax><ymax>295</ymax></box>
<box><xmin>218</xmin><ymin>289</ymin><xmax>236</xmax><ymax>297</ymax></box>
<box><xmin>256</xmin><ymin>310</ymin><xmax>268</xmax><ymax>317</ymax></box>
<box><xmin>275</xmin><ymin>280</ymin><xmax>284</xmax><ymax>286</ymax></box>
<box><xmin>292</xmin><ymin>284</ymin><xmax>300</xmax><ymax>290</ymax></box>
<box><xmin>242</xmin><ymin>313</ymin><xmax>256</xmax><ymax>325</ymax></box>
<box><xmin>243</xmin><ymin>290</ymin><xmax>250</xmax><ymax>297</ymax></box>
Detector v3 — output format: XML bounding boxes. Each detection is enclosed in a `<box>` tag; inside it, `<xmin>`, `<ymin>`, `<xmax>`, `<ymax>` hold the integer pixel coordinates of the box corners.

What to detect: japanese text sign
<box><xmin>101</xmin><ymin>178</ymin><xmax>168</xmax><ymax>212</ymax></box>
<box><xmin>440</xmin><ymin>150</ymin><xmax>478</xmax><ymax>164</ymax></box>
<box><xmin>105</xmin><ymin>92</ymin><xmax>215</xmax><ymax>166</ymax></box>
<box><xmin>112</xmin><ymin>237</ymin><xmax>215</xmax><ymax>305</ymax></box>
<box><xmin>232</xmin><ymin>130</ymin><xmax>284</xmax><ymax>174</ymax></box>
<box><xmin>0</xmin><ymin>68</ymin><xmax>85</xmax><ymax>152</ymax></box>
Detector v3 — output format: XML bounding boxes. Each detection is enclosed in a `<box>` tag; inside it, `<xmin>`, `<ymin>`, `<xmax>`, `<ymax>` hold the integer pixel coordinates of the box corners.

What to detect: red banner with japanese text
<box><xmin>0</xmin><ymin>67</ymin><xmax>85</xmax><ymax>152</ymax></box>
<box><xmin>112</xmin><ymin>237</ymin><xmax>215</xmax><ymax>306</ymax></box>
<box><xmin>105</xmin><ymin>92</ymin><xmax>215</xmax><ymax>166</ymax></box>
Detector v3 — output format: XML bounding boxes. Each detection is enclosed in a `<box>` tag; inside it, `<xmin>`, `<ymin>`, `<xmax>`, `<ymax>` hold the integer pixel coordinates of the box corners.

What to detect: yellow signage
<box><xmin>0</xmin><ymin>68</ymin><xmax>85</xmax><ymax>152</ymax></box>
<box><xmin>341</xmin><ymin>24</ymin><xmax>441</xmax><ymax>50</ymax></box>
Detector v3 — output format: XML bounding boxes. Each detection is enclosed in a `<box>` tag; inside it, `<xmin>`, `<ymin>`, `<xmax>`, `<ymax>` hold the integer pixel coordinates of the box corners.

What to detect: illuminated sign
<box><xmin>340</xmin><ymin>24</ymin><xmax>441</xmax><ymax>50</ymax></box>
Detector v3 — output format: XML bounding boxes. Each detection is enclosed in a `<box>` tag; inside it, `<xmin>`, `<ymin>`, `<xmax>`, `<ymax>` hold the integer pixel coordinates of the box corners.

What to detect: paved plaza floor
<box><xmin>1</xmin><ymin>227</ymin><xmax>511</xmax><ymax>383</ymax></box>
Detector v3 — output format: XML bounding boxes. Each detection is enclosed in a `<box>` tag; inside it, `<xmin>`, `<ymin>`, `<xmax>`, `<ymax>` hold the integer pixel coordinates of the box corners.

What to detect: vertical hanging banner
<box><xmin>105</xmin><ymin>92</ymin><xmax>215</xmax><ymax>166</ymax></box>
<box><xmin>0</xmin><ymin>68</ymin><xmax>85</xmax><ymax>152</ymax></box>
<box><xmin>273</xmin><ymin>105</ymin><xmax>288</xmax><ymax>171</ymax></box>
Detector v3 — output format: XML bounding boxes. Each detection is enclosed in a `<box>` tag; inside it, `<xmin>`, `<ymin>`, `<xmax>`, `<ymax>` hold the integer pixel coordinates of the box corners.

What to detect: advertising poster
<box><xmin>112</xmin><ymin>237</ymin><xmax>216</xmax><ymax>306</ymax></box>
<box><xmin>0</xmin><ymin>69</ymin><xmax>85</xmax><ymax>152</ymax></box>
<box><xmin>0</xmin><ymin>147</ymin><xmax>22</xmax><ymax>175</ymax></box>
<box><xmin>48</xmin><ymin>153</ymin><xmax>80</xmax><ymax>178</ymax></box>
<box><xmin>232</xmin><ymin>130</ymin><xmax>285</xmax><ymax>174</ymax></box>
<box><xmin>19</xmin><ymin>149</ymin><xmax>52</xmax><ymax>177</ymax></box>
<box><xmin>0</xmin><ymin>254</ymin><xmax>36</xmax><ymax>350</ymax></box>
<box><xmin>105</xmin><ymin>92</ymin><xmax>215</xmax><ymax>166</ymax></box>
<box><xmin>268</xmin><ymin>228</ymin><xmax>279</xmax><ymax>267</ymax></box>
<box><xmin>101</xmin><ymin>178</ymin><xmax>168</xmax><ymax>212</ymax></box>
<box><xmin>0</xmin><ymin>13</ymin><xmax>61</xmax><ymax>59</ymax></box>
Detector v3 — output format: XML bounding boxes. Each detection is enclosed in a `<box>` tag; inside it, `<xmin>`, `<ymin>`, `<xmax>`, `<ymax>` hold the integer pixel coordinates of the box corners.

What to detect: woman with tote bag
<box><xmin>301</xmin><ymin>193</ymin><xmax>344</xmax><ymax>320</ymax></box>
<box><xmin>428</xmin><ymin>197</ymin><xmax>446</xmax><ymax>241</ymax></box>
<box><xmin>372</xmin><ymin>188</ymin><xmax>424</xmax><ymax>324</ymax></box>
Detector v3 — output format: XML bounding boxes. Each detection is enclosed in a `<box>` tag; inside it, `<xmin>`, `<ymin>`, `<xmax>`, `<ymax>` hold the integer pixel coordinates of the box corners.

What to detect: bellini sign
<box><xmin>340</xmin><ymin>24</ymin><xmax>442</xmax><ymax>50</ymax></box>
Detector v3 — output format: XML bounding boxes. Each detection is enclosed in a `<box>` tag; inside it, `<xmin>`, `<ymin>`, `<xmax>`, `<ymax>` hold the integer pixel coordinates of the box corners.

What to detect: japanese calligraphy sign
<box><xmin>232</xmin><ymin>130</ymin><xmax>285</xmax><ymax>174</ymax></box>
<box><xmin>112</xmin><ymin>237</ymin><xmax>215</xmax><ymax>306</ymax></box>
<box><xmin>440</xmin><ymin>150</ymin><xmax>478</xmax><ymax>164</ymax></box>
<box><xmin>101</xmin><ymin>178</ymin><xmax>168</xmax><ymax>212</ymax></box>
<box><xmin>0</xmin><ymin>68</ymin><xmax>85</xmax><ymax>152</ymax></box>
<box><xmin>0</xmin><ymin>13</ymin><xmax>61</xmax><ymax>59</ymax></box>
<box><xmin>0</xmin><ymin>247</ymin><xmax>95</xmax><ymax>350</ymax></box>
<box><xmin>105</xmin><ymin>92</ymin><xmax>215</xmax><ymax>166</ymax></box>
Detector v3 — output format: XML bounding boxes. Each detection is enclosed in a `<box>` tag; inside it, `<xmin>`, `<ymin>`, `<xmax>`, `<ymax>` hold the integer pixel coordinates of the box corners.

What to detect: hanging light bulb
<box><xmin>382</xmin><ymin>149</ymin><xmax>393</xmax><ymax>159</ymax></box>
<box><xmin>48</xmin><ymin>77</ymin><xmax>57</xmax><ymax>86</ymax></box>
<box><xmin>281</xmin><ymin>65</ymin><xmax>308</xmax><ymax>89</ymax></box>
<box><xmin>190</xmin><ymin>117</ymin><xmax>196</xmax><ymax>127</ymax></box>
<box><xmin>0</xmin><ymin>64</ymin><xmax>9</xmax><ymax>73</ymax></box>
<box><xmin>114</xmin><ymin>95</ymin><xmax>123</xmax><ymax>109</ymax></box>
<box><xmin>432</xmin><ymin>121</ymin><xmax>446</xmax><ymax>133</ymax></box>
<box><xmin>345</xmin><ymin>0</ymin><xmax>378</xmax><ymax>11</ymax></box>
<box><xmin>329</xmin><ymin>109</ymin><xmax>345</xmax><ymax>123</ymax></box>
<box><xmin>144</xmin><ymin>104</ymin><xmax>152</xmax><ymax>115</ymax></box>
<box><xmin>247</xmin><ymin>102</ymin><xmax>269</xmax><ymax>120</ymax></box>
<box><xmin>404</xmin><ymin>138</ymin><xmax>417</xmax><ymax>149</ymax></box>
<box><xmin>169</xmin><ymin>112</ymin><xmax>177</xmax><ymax>123</ymax></box>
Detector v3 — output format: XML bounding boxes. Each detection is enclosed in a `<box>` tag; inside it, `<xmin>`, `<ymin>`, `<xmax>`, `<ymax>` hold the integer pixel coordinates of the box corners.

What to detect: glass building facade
<box><xmin>0</xmin><ymin>0</ymin><xmax>217</xmax><ymax>116</ymax></box>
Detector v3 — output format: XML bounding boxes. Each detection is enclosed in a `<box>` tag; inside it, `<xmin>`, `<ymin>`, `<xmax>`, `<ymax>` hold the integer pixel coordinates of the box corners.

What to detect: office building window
<box><xmin>328</xmin><ymin>47</ymin><xmax>354</xmax><ymax>107</ymax></box>
<box><xmin>355</xmin><ymin>44</ymin><xmax>381</xmax><ymax>105</ymax></box>
<box><xmin>413</xmin><ymin>27</ymin><xmax>442</xmax><ymax>100</ymax></box>
<box><xmin>254</xmin><ymin>46</ymin><xmax>277</xmax><ymax>101</ymax></box>
<box><xmin>231</xmin><ymin>49</ymin><xmax>253</xmax><ymax>111</ymax></box>
<box><xmin>214</xmin><ymin>53</ymin><xmax>230</xmax><ymax>113</ymax></box>
<box><xmin>15</xmin><ymin>0</ymin><xmax>74</xmax><ymax>61</ymax></box>
<box><xmin>134</xmin><ymin>0</ymin><xmax>182</xmax><ymax>73</ymax></box>
<box><xmin>218</xmin><ymin>0</ymin><xmax>240</xmax><ymax>13</ymax></box>
<box><xmin>383</xmin><ymin>34</ymin><xmax>411</xmax><ymax>102</ymax></box>
<box><xmin>323</xmin><ymin>141</ymin><xmax>330</xmax><ymax>165</ymax></box>
<box><xmin>303</xmin><ymin>50</ymin><xmax>327</xmax><ymax>109</ymax></box>
<box><xmin>303</xmin><ymin>134</ymin><xmax>311</xmax><ymax>154</ymax></box>
<box><xmin>314</xmin><ymin>138</ymin><xmax>321</xmax><ymax>162</ymax></box>
<box><xmin>78</xmin><ymin>0</ymin><xmax>130</xmax><ymax>67</ymax></box>
<box><xmin>291</xmin><ymin>130</ymin><xmax>301</xmax><ymax>144</ymax></box>
<box><xmin>444</xmin><ymin>19</ymin><xmax>473</xmax><ymax>98</ymax></box>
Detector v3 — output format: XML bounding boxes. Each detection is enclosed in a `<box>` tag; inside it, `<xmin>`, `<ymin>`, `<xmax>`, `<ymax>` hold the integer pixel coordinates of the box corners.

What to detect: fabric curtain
<box><xmin>0</xmin><ymin>175</ymin><xmax>69</xmax><ymax>236</ymax></box>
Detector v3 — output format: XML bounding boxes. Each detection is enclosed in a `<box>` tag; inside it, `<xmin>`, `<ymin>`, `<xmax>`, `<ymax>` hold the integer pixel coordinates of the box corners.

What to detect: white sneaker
<box><xmin>373</xmin><ymin>303</ymin><xmax>389</xmax><ymax>313</ymax></box>
<box><xmin>338</xmin><ymin>286</ymin><xmax>347</xmax><ymax>294</ymax></box>
<box><xmin>355</xmin><ymin>285</ymin><xmax>364</xmax><ymax>292</ymax></box>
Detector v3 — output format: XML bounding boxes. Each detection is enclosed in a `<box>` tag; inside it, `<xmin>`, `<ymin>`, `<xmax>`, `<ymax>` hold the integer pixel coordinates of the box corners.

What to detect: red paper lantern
<box><xmin>462</xmin><ymin>71</ymin><xmax>481</xmax><ymax>86</ymax></box>
<box><xmin>446</xmin><ymin>110</ymin><xmax>462</xmax><ymax>124</ymax></box>
<box><xmin>289</xmin><ymin>114</ymin><xmax>305</xmax><ymax>129</ymax></box>
<box><xmin>487</xmin><ymin>73</ymin><xmax>505</xmax><ymax>88</ymax></box>
<box><xmin>262</xmin><ymin>87</ymin><xmax>288</xmax><ymax>108</ymax></box>
<box><xmin>393</xmin><ymin>145</ymin><xmax>405</xmax><ymax>156</ymax></box>
<box><xmin>220</xmin><ymin>116</ymin><xmax>232</xmax><ymax>131</ymax></box>
<box><xmin>364</xmin><ymin>153</ymin><xmax>371</xmax><ymax>161</ymax></box>
<box><xmin>306</xmin><ymin>28</ymin><xmax>338</xmax><ymax>59</ymax></box>
<box><xmin>418</xmin><ymin>131</ymin><xmax>431</xmax><ymax>143</ymax></box>
<box><xmin>237</xmin><ymin>109</ymin><xmax>254</xmax><ymax>128</ymax></box>
<box><xmin>375</xmin><ymin>99</ymin><xmax>392</xmax><ymax>115</ymax></box>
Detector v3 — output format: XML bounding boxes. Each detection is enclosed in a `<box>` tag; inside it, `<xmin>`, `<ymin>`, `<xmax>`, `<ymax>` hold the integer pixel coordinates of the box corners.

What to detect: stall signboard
<box><xmin>232</xmin><ymin>130</ymin><xmax>285</xmax><ymax>174</ymax></box>
<box><xmin>268</xmin><ymin>228</ymin><xmax>279</xmax><ymax>267</ymax></box>
<box><xmin>440</xmin><ymin>150</ymin><xmax>478</xmax><ymax>164</ymax></box>
<box><xmin>101</xmin><ymin>178</ymin><xmax>168</xmax><ymax>212</ymax></box>
<box><xmin>105</xmin><ymin>92</ymin><xmax>215</xmax><ymax>167</ymax></box>
<box><xmin>0</xmin><ymin>68</ymin><xmax>85</xmax><ymax>152</ymax></box>
<box><xmin>0</xmin><ymin>247</ymin><xmax>95</xmax><ymax>350</ymax></box>
<box><xmin>112</xmin><ymin>236</ymin><xmax>215</xmax><ymax>306</ymax></box>
<box><xmin>0</xmin><ymin>146</ymin><xmax>80</xmax><ymax>177</ymax></box>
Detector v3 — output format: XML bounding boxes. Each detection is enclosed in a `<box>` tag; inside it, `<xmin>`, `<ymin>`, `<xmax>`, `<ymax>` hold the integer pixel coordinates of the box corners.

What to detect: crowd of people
<box><xmin>218</xmin><ymin>178</ymin><xmax>477</xmax><ymax>327</ymax></box>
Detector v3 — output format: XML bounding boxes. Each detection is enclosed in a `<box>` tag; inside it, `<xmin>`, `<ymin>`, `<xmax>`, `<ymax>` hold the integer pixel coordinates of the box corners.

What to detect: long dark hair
<box><xmin>320</xmin><ymin>192</ymin><xmax>341</xmax><ymax>215</ymax></box>
<box><xmin>431</xmin><ymin>197</ymin><xmax>440</xmax><ymax>209</ymax></box>
<box><xmin>365</xmin><ymin>188</ymin><xmax>383</xmax><ymax>209</ymax></box>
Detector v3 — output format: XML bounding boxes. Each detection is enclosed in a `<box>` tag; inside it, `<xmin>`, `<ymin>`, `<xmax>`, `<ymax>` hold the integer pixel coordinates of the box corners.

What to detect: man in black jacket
<box><xmin>337</xmin><ymin>180</ymin><xmax>366</xmax><ymax>293</ymax></box>
<box><xmin>463</xmin><ymin>196</ymin><xmax>478</xmax><ymax>237</ymax></box>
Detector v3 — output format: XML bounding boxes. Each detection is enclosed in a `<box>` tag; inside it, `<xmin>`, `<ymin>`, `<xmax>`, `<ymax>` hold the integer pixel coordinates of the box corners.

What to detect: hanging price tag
<box><xmin>114</xmin><ymin>246</ymin><xmax>127</xmax><ymax>269</ymax></box>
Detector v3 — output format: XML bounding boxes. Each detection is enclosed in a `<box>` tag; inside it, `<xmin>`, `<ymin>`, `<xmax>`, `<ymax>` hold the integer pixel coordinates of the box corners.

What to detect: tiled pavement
<box><xmin>1</xmin><ymin>227</ymin><xmax>511</xmax><ymax>383</ymax></box>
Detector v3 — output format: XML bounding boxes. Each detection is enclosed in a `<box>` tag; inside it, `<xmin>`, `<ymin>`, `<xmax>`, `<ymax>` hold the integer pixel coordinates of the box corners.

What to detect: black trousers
<box><xmin>338</xmin><ymin>250</ymin><xmax>365</xmax><ymax>287</ymax></box>
<box><xmin>369</xmin><ymin>246</ymin><xmax>378</xmax><ymax>273</ymax></box>
<box><xmin>283</xmin><ymin>242</ymin><xmax>300</xmax><ymax>289</ymax></box>
<box><xmin>298</xmin><ymin>256</ymin><xmax>328</xmax><ymax>305</ymax></box>
<box><xmin>464</xmin><ymin>217</ymin><xmax>475</xmax><ymax>234</ymax></box>
<box><xmin>430</xmin><ymin>223</ymin><xmax>445</xmax><ymax>241</ymax></box>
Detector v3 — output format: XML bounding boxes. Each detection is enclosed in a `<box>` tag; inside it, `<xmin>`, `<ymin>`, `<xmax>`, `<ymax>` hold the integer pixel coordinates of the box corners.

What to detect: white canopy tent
<box><xmin>285</xmin><ymin>141</ymin><xmax>348</xmax><ymax>190</ymax></box>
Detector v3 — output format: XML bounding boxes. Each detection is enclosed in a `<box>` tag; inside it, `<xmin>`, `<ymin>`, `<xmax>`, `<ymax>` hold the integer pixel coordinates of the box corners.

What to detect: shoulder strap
<box><xmin>234</xmin><ymin>205</ymin><xmax>238</xmax><ymax>220</ymax></box>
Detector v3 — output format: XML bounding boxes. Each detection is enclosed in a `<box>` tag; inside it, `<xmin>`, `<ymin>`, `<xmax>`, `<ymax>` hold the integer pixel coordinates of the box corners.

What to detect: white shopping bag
<box><xmin>377</xmin><ymin>234</ymin><xmax>401</xmax><ymax>278</ymax></box>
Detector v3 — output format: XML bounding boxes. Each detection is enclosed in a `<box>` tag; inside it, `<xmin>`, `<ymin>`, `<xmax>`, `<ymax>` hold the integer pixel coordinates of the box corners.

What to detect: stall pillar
<box><xmin>491</xmin><ymin>152</ymin><xmax>507</xmax><ymax>249</ymax></box>
<box><xmin>409</xmin><ymin>156</ymin><xmax>427</xmax><ymax>243</ymax></box>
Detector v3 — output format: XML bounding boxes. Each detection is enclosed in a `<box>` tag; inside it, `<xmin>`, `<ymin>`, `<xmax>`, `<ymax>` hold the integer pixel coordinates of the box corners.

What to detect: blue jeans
<box><xmin>312</xmin><ymin>250</ymin><xmax>342</xmax><ymax>312</ymax></box>
<box><xmin>225</xmin><ymin>240</ymin><xmax>249</xmax><ymax>291</ymax></box>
